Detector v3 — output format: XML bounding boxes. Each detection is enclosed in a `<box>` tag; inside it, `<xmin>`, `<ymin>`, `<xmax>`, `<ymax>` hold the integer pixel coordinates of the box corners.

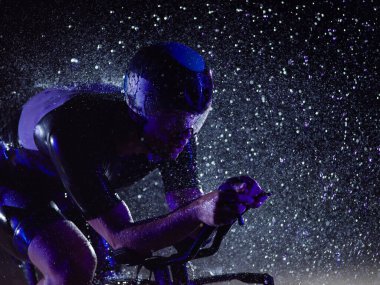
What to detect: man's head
<box><xmin>124</xmin><ymin>42</ymin><xmax>213</xmax><ymax>160</ymax></box>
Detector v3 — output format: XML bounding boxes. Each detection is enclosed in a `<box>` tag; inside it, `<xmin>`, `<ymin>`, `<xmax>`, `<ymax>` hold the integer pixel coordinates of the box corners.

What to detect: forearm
<box><xmin>88</xmin><ymin>200</ymin><xmax>202</xmax><ymax>254</ymax></box>
<box><xmin>115</xmin><ymin>203</ymin><xmax>201</xmax><ymax>253</ymax></box>
<box><xmin>165</xmin><ymin>187</ymin><xmax>204</xmax><ymax>211</ymax></box>
<box><xmin>165</xmin><ymin>187</ymin><xmax>205</xmax><ymax>240</ymax></box>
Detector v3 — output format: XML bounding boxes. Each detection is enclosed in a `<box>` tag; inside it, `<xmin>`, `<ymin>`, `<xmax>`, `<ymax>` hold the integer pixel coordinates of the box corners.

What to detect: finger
<box><xmin>218</xmin><ymin>177</ymin><xmax>239</xmax><ymax>189</ymax></box>
<box><xmin>249</xmin><ymin>194</ymin><xmax>269</xmax><ymax>208</ymax></box>
<box><xmin>237</xmin><ymin>204</ymin><xmax>246</xmax><ymax>215</ymax></box>
<box><xmin>238</xmin><ymin>176</ymin><xmax>255</xmax><ymax>190</ymax></box>
<box><xmin>251</xmin><ymin>181</ymin><xmax>264</xmax><ymax>197</ymax></box>
<box><xmin>219</xmin><ymin>190</ymin><xmax>238</xmax><ymax>203</ymax></box>
<box><xmin>218</xmin><ymin>181</ymin><xmax>245</xmax><ymax>192</ymax></box>
<box><xmin>226</xmin><ymin>176</ymin><xmax>244</xmax><ymax>184</ymax></box>
<box><xmin>231</xmin><ymin>176</ymin><xmax>259</xmax><ymax>196</ymax></box>
<box><xmin>220</xmin><ymin>176</ymin><xmax>249</xmax><ymax>189</ymax></box>
<box><xmin>236</xmin><ymin>193</ymin><xmax>254</xmax><ymax>205</ymax></box>
<box><xmin>219</xmin><ymin>177</ymin><xmax>264</xmax><ymax>200</ymax></box>
<box><xmin>244</xmin><ymin>180</ymin><xmax>263</xmax><ymax>198</ymax></box>
<box><xmin>232</xmin><ymin>182</ymin><xmax>246</xmax><ymax>192</ymax></box>
<box><xmin>214</xmin><ymin>206</ymin><xmax>240</xmax><ymax>225</ymax></box>
<box><xmin>219</xmin><ymin>191</ymin><xmax>254</xmax><ymax>206</ymax></box>
<box><xmin>227</xmin><ymin>203</ymin><xmax>247</xmax><ymax>216</ymax></box>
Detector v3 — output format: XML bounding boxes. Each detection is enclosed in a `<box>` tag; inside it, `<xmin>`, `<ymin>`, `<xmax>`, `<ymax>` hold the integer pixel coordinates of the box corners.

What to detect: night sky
<box><xmin>0</xmin><ymin>1</ymin><xmax>379</xmax><ymax>284</ymax></box>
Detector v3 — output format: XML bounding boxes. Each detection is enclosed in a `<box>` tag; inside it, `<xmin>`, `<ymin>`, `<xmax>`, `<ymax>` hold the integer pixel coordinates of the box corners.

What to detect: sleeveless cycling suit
<box><xmin>0</xmin><ymin>84</ymin><xmax>201</xmax><ymax>261</ymax></box>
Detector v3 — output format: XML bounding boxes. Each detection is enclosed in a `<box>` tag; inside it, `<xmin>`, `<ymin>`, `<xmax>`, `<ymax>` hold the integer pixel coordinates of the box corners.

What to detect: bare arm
<box><xmin>87</xmin><ymin>199</ymin><xmax>202</xmax><ymax>255</ymax></box>
<box><xmin>165</xmin><ymin>187</ymin><xmax>204</xmax><ymax>211</ymax></box>
<box><xmin>165</xmin><ymin>187</ymin><xmax>205</xmax><ymax>240</ymax></box>
<box><xmin>159</xmin><ymin>134</ymin><xmax>205</xmax><ymax>241</ymax></box>
<box><xmin>88</xmin><ymin>177</ymin><xmax>269</xmax><ymax>256</ymax></box>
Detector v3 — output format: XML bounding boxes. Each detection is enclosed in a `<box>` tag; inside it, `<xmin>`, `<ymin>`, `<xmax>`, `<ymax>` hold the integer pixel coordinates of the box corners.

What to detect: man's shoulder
<box><xmin>33</xmin><ymin>89</ymin><xmax>132</xmax><ymax>157</ymax></box>
<box><xmin>37</xmin><ymin>84</ymin><xmax>124</xmax><ymax>124</ymax></box>
<box><xmin>31</xmin><ymin>83</ymin><xmax>123</xmax><ymax>108</ymax></box>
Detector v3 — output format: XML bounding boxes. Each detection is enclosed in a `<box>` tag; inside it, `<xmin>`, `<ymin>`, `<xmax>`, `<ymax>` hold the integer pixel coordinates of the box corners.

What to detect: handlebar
<box><xmin>113</xmin><ymin>223</ymin><xmax>233</xmax><ymax>270</ymax></box>
<box><xmin>142</xmin><ymin>223</ymin><xmax>232</xmax><ymax>270</ymax></box>
<box><xmin>113</xmin><ymin>191</ymin><xmax>271</xmax><ymax>269</ymax></box>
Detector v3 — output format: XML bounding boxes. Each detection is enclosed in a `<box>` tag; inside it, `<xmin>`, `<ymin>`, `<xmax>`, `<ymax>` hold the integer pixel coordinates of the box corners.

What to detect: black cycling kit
<box><xmin>0</xmin><ymin>86</ymin><xmax>201</xmax><ymax>261</ymax></box>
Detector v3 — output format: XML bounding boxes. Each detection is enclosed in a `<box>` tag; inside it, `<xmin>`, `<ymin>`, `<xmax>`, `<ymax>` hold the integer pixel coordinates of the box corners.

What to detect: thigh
<box><xmin>0</xmin><ymin>149</ymin><xmax>67</xmax><ymax>261</ymax></box>
<box><xmin>27</xmin><ymin>219</ymin><xmax>97</xmax><ymax>283</ymax></box>
<box><xmin>0</xmin><ymin>144</ymin><xmax>88</xmax><ymax>262</ymax></box>
<box><xmin>0</xmin><ymin>185</ymin><xmax>66</xmax><ymax>261</ymax></box>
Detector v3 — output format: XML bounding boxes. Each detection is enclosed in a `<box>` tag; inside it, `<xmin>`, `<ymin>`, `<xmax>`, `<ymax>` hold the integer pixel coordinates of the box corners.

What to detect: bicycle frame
<box><xmin>106</xmin><ymin>224</ymin><xmax>274</xmax><ymax>285</ymax></box>
<box><xmin>21</xmin><ymin>221</ymin><xmax>274</xmax><ymax>285</ymax></box>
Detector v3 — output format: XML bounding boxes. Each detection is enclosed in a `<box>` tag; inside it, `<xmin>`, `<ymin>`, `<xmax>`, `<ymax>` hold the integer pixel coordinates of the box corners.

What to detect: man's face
<box><xmin>142</xmin><ymin>108</ymin><xmax>210</xmax><ymax>160</ymax></box>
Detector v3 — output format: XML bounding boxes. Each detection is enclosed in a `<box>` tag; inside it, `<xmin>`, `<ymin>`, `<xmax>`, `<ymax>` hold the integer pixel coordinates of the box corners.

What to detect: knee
<box><xmin>48</xmin><ymin>242</ymin><xmax>97</xmax><ymax>285</ymax></box>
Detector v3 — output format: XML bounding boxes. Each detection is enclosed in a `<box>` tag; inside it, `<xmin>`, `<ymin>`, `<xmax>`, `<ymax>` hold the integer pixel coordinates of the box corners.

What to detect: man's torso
<box><xmin>1</xmin><ymin>84</ymin><xmax>200</xmax><ymax>219</ymax></box>
<box><xmin>10</xmin><ymin>85</ymin><xmax>161</xmax><ymax>189</ymax></box>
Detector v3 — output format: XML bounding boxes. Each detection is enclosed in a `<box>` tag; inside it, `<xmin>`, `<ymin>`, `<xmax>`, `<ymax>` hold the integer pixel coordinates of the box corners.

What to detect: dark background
<box><xmin>0</xmin><ymin>0</ymin><xmax>379</xmax><ymax>284</ymax></box>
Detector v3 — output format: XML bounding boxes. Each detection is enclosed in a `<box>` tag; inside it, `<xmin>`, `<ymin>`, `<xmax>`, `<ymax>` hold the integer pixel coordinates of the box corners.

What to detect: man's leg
<box><xmin>0</xmin><ymin>186</ymin><xmax>97</xmax><ymax>285</ymax></box>
<box><xmin>28</xmin><ymin>219</ymin><xmax>97</xmax><ymax>285</ymax></box>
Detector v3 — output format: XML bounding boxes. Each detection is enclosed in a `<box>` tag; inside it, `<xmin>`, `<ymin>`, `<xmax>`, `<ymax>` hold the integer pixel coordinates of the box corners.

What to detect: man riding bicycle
<box><xmin>0</xmin><ymin>42</ymin><xmax>269</xmax><ymax>285</ymax></box>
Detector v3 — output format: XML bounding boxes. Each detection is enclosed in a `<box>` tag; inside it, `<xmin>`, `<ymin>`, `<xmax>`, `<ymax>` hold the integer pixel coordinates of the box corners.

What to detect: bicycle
<box><xmin>20</xmin><ymin>216</ymin><xmax>275</xmax><ymax>285</ymax></box>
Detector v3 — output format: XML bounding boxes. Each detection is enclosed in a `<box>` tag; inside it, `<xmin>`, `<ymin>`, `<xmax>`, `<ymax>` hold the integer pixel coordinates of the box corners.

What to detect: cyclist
<box><xmin>0</xmin><ymin>42</ymin><xmax>269</xmax><ymax>285</ymax></box>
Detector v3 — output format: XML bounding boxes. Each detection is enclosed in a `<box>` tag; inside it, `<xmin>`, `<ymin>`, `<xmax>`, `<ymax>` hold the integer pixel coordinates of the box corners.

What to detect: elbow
<box><xmin>106</xmin><ymin>233</ymin><xmax>121</xmax><ymax>250</ymax></box>
<box><xmin>107</xmin><ymin>230</ymin><xmax>131</xmax><ymax>250</ymax></box>
<box><xmin>87</xmin><ymin>201</ymin><xmax>135</xmax><ymax>249</ymax></box>
<box><xmin>99</xmin><ymin>225</ymin><xmax>137</xmax><ymax>251</ymax></box>
<box><xmin>108</xmin><ymin>227</ymin><xmax>153</xmax><ymax>258</ymax></box>
<box><xmin>87</xmin><ymin>218</ymin><xmax>129</xmax><ymax>250</ymax></box>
